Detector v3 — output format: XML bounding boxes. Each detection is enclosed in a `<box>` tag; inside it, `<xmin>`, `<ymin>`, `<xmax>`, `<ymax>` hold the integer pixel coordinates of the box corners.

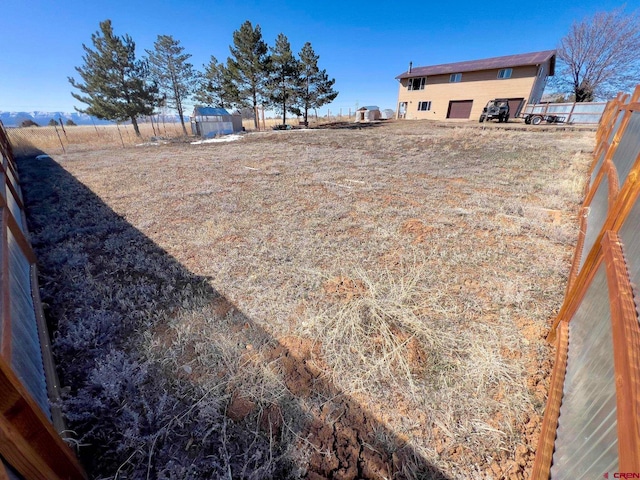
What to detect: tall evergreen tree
<box><xmin>69</xmin><ymin>20</ymin><xmax>159</xmax><ymax>137</ymax></box>
<box><xmin>297</xmin><ymin>42</ymin><xmax>338</xmax><ymax>125</ymax></box>
<box><xmin>194</xmin><ymin>56</ymin><xmax>236</xmax><ymax>109</ymax></box>
<box><xmin>226</xmin><ymin>21</ymin><xmax>270</xmax><ymax>129</ymax></box>
<box><xmin>267</xmin><ymin>34</ymin><xmax>300</xmax><ymax>126</ymax></box>
<box><xmin>146</xmin><ymin>35</ymin><xmax>196</xmax><ymax>135</ymax></box>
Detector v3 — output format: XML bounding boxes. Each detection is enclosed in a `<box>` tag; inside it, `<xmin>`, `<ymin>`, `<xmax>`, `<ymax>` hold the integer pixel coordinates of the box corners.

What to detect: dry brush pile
<box><xmin>19</xmin><ymin>121</ymin><xmax>594</xmax><ymax>479</ymax></box>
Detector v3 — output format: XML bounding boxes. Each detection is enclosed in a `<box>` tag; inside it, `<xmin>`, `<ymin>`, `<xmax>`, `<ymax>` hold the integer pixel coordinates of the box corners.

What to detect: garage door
<box><xmin>447</xmin><ymin>100</ymin><xmax>473</xmax><ymax>119</ymax></box>
<box><xmin>507</xmin><ymin>98</ymin><xmax>524</xmax><ymax>117</ymax></box>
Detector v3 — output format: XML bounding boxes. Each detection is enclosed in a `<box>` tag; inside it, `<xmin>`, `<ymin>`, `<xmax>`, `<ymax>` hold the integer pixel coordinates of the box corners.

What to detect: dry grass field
<box><xmin>6</xmin><ymin>116</ymin><xmax>352</xmax><ymax>157</ymax></box>
<box><xmin>18</xmin><ymin>121</ymin><xmax>593</xmax><ymax>479</ymax></box>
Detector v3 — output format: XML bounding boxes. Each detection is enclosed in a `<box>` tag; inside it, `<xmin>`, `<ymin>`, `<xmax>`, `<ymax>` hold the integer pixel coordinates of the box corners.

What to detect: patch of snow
<box><xmin>191</xmin><ymin>134</ymin><xmax>243</xmax><ymax>145</ymax></box>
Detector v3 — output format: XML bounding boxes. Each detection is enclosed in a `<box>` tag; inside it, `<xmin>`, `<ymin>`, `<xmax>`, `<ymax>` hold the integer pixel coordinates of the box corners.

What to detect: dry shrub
<box><xmin>304</xmin><ymin>254</ymin><xmax>456</xmax><ymax>397</ymax></box>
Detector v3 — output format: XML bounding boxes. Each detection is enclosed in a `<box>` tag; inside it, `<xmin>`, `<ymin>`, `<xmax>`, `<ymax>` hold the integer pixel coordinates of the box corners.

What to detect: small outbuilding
<box><xmin>380</xmin><ymin>109</ymin><xmax>396</xmax><ymax>120</ymax></box>
<box><xmin>190</xmin><ymin>107</ymin><xmax>243</xmax><ymax>138</ymax></box>
<box><xmin>355</xmin><ymin>106</ymin><xmax>382</xmax><ymax>123</ymax></box>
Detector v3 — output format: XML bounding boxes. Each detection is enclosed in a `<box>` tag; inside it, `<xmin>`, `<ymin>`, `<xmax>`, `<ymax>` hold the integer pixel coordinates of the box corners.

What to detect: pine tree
<box><xmin>267</xmin><ymin>34</ymin><xmax>300</xmax><ymax>126</ymax></box>
<box><xmin>194</xmin><ymin>56</ymin><xmax>237</xmax><ymax>109</ymax></box>
<box><xmin>146</xmin><ymin>35</ymin><xmax>196</xmax><ymax>135</ymax></box>
<box><xmin>298</xmin><ymin>42</ymin><xmax>338</xmax><ymax>125</ymax></box>
<box><xmin>226</xmin><ymin>21</ymin><xmax>270</xmax><ymax>129</ymax></box>
<box><xmin>69</xmin><ymin>20</ymin><xmax>159</xmax><ymax>137</ymax></box>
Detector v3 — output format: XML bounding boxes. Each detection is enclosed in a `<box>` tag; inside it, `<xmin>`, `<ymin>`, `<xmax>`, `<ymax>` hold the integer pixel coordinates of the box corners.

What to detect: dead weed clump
<box><xmin>304</xmin><ymin>255</ymin><xmax>457</xmax><ymax>397</ymax></box>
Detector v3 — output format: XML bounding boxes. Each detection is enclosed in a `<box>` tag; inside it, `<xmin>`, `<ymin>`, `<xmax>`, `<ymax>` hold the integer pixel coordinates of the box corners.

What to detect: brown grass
<box><xmin>7</xmin><ymin>116</ymin><xmax>356</xmax><ymax>157</ymax></box>
<box><xmin>20</xmin><ymin>121</ymin><xmax>594</xmax><ymax>479</ymax></box>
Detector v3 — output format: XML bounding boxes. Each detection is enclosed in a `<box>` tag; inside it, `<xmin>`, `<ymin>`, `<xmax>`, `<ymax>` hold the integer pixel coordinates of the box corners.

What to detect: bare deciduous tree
<box><xmin>554</xmin><ymin>7</ymin><xmax>640</xmax><ymax>101</ymax></box>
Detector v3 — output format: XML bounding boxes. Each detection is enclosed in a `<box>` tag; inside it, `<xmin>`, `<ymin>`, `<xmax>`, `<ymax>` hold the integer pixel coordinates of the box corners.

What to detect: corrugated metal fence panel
<box><xmin>6</xmin><ymin>188</ymin><xmax>23</xmax><ymax>233</ymax></box>
<box><xmin>550</xmin><ymin>266</ymin><xmax>619</xmax><ymax>478</ymax></box>
<box><xmin>5</xmin><ymin>167</ymin><xmax>20</xmax><ymax>203</ymax></box>
<box><xmin>7</xmin><ymin>229</ymin><xmax>51</xmax><ymax>419</ymax></box>
<box><xmin>608</xmin><ymin>110</ymin><xmax>627</xmax><ymax>146</ymax></box>
<box><xmin>589</xmin><ymin>149</ymin><xmax>606</xmax><ymax>190</ymax></box>
<box><xmin>546</xmin><ymin>104</ymin><xmax>570</xmax><ymax>114</ymax></box>
<box><xmin>580</xmin><ymin>174</ymin><xmax>609</xmax><ymax>271</ymax></box>
<box><xmin>612</xmin><ymin>111</ymin><xmax>640</xmax><ymax>188</ymax></box>
<box><xmin>572</xmin><ymin>103</ymin><xmax>607</xmax><ymax>114</ymax></box>
<box><xmin>619</xmin><ymin>195</ymin><xmax>640</xmax><ymax>320</ymax></box>
<box><xmin>568</xmin><ymin>113</ymin><xmax>603</xmax><ymax>124</ymax></box>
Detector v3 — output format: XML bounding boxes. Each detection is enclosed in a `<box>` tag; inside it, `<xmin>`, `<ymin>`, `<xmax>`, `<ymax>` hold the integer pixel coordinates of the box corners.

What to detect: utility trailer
<box><xmin>522</xmin><ymin>113</ymin><xmax>566</xmax><ymax>125</ymax></box>
<box><xmin>519</xmin><ymin>101</ymin><xmax>606</xmax><ymax>125</ymax></box>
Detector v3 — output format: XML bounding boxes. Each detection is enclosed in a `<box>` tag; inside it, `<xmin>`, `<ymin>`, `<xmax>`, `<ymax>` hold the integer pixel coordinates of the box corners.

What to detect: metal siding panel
<box><xmin>7</xmin><ymin>230</ymin><xmax>50</xmax><ymax>419</ymax></box>
<box><xmin>6</xmin><ymin>189</ymin><xmax>22</xmax><ymax>233</ymax></box>
<box><xmin>546</xmin><ymin>104</ymin><xmax>569</xmax><ymax>114</ymax></box>
<box><xmin>570</xmin><ymin>113</ymin><xmax>605</xmax><ymax>124</ymax></box>
<box><xmin>551</xmin><ymin>266</ymin><xmax>618</xmax><ymax>477</ymax></box>
<box><xmin>608</xmin><ymin>110</ymin><xmax>626</xmax><ymax>145</ymax></box>
<box><xmin>611</xmin><ymin>111</ymin><xmax>640</xmax><ymax>188</ymax></box>
<box><xmin>580</xmin><ymin>174</ymin><xmax>609</xmax><ymax>271</ymax></box>
<box><xmin>590</xmin><ymin>150</ymin><xmax>606</xmax><ymax>189</ymax></box>
<box><xmin>5</xmin><ymin>169</ymin><xmax>19</xmax><ymax>203</ymax></box>
<box><xmin>620</xmin><ymin>194</ymin><xmax>640</xmax><ymax>320</ymax></box>
<box><xmin>572</xmin><ymin>103</ymin><xmax>607</xmax><ymax>113</ymax></box>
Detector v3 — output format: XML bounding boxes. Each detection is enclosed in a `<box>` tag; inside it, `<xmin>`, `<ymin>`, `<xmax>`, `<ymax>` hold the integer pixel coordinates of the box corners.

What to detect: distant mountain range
<box><xmin>0</xmin><ymin>111</ymin><xmax>188</xmax><ymax>127</ymax></box>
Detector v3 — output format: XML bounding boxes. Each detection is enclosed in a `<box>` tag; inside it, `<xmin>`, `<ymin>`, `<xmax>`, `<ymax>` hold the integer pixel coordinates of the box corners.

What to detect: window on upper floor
<box><xmin>408</xmin><ymin>77</ymin><xmax>425</xmax><ymax>90</ymax></box>
<box><xmin>418</xmin><ymin>101</ymin><xmax>431</xmax><ymax>111</ymax></box>
<box><xmin>497</xmin><ymin>68</ymin><xmax>512</xmax><ymax>79</ymax></box>
<box><xmin>449</xmin><ymin>73</ymin><xmax>462</xmax><ymax>83</ymax></box>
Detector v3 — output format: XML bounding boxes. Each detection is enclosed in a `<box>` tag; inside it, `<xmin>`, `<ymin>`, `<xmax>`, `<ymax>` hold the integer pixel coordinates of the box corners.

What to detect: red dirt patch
<box><xmin>322</xmin><ymin>276</ymin><xmax>367</xmax><ymax>301</ymax></box>
<box><xmin>400</xmin><ymin>219</ymin><xmax>435</xmax><ymax>244</ymax></box>
<box><xmin>227</xmin><ymin>393</ymin><xmax>256</xmax><ymax>422</ymax></box>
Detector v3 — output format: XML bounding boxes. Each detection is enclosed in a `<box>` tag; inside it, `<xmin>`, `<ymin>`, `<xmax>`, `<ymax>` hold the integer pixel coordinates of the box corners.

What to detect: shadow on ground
<box><xmin>18</xmin><ymin>153</ymin><xmax>450</xmax><ymax>479</ymax></box>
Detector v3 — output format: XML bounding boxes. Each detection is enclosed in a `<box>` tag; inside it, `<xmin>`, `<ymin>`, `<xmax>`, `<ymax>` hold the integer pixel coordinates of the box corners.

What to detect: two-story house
<box><xmin>395</xmin><ymin>50</ymin><xmax>556</xmax><ymax>121</ymax></box>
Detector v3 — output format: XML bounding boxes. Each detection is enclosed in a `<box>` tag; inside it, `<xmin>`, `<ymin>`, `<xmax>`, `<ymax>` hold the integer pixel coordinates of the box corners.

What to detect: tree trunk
<box><xmin>282</xmin><ymin>88</ymin><xmax>287</xmax><ymax>126</ymax></box>
<box><xmin>252</xmin><ymin>92</ymin><xmax>259</xmax><ymax>130</ymax></box>
<box><xmin>177</xmin><ymin>104</ymin><xmax>188</xmax><ymax>136</ymax></box>
<box><xmin>131</xmin><ymin>116</ymin><xmax>141</xmax><ymax>137</ymax></box>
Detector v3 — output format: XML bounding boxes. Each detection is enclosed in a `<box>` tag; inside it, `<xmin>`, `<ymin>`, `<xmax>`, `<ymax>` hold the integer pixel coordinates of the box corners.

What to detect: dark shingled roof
<box><xmin>396</xmin><ymin>50</ymin><xmax>556</xmax><ymax>79</ymax></box>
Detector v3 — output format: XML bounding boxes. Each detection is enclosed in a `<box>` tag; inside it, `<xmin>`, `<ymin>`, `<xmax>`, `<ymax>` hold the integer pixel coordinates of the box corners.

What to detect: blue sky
<box><xmin>0</xmin><ymin>0</ymin><xmax>632</xmax><ymax>115</ymax></box>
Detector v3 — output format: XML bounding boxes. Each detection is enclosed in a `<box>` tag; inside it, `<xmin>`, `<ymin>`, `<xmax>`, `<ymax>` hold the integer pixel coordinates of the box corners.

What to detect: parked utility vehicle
<box><xmin>479</xmin><ymin>99</ymin><xmax>510</xmax><ymax>123</ymax></box>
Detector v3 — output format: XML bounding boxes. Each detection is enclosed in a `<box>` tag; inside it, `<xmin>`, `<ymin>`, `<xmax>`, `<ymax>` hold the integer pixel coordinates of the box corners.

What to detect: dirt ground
<box><xmin>19</xmin><ymin>120</ymin><xmax>594</xmax><ymax>479</ymax></box>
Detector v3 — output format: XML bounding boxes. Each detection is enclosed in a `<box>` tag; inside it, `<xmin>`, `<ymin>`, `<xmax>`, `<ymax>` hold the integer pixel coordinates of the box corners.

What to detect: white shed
<box><xmin>190</xmin><ymin>107</ymin><xmax>243</xmax><ymax>138</ymax></box>
<box><xmin>355</xmin><ymin>106</ymin><xmax>382</xmax><ymax>123</ymax></box>
<box><xmin>380</xmin><ymin>109</ymin><xmax>396</xmax><ymax>120</ymax></box>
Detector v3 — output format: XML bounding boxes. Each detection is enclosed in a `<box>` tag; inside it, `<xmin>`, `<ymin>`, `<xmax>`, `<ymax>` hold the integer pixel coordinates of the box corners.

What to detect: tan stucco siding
<box><xmin>397</xmin><ymin>64</ymin><xmax>549</xmax><ymax>121</ymax></box>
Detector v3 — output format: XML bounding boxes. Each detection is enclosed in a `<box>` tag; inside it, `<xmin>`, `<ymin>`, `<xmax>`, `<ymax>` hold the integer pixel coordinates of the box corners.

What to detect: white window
<box><xmin>449</xmin><ymin>73</ymin><xmax>462</xmax><ymax>83</ymax></box>
<box><xmin>408</xmin><ymin>77</ymin><xmax>425</xmax><ymax>90</ymax></box>
<box><xmin>418</xmin><ymin>101</ymin><xmax>431</xmax><ymax>111</ymax></box>
<box><xmin>497</xmin><ymin>68</ymin><xmax>512</xmax><ymax>79</ymax></box>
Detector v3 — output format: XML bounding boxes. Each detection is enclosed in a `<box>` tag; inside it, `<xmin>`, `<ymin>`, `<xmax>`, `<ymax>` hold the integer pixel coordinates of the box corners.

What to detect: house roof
<box><xmin>193</xmin><ymin>106</ymin><xmax>231</xmax><ymax>116</ymax></box>
<box><xmin>358</xmin><ymin>106</ymin><xmax>380</xmax><ymax>111</ymax></box>
<box><xmin>395</xmin><ymin>50</ymin><xmax>556</xmax><ymax>79</ymax></box>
